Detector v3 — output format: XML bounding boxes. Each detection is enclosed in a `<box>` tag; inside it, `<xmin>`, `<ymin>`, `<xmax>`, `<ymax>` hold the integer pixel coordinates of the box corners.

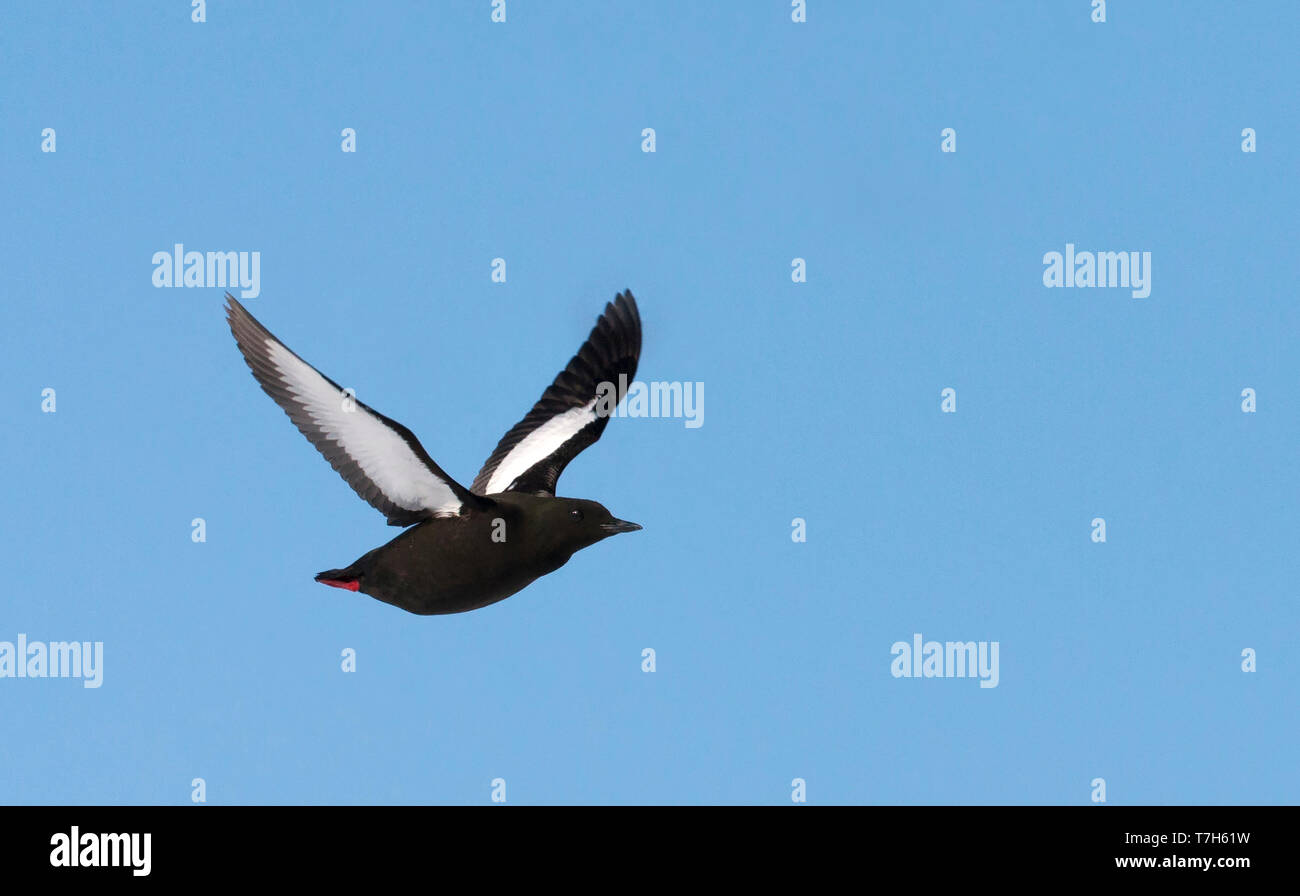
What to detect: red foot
<box><xmin>317</xmin><ymin>578</ymin><xmax>360</xmax><ymax>592</ymax></box>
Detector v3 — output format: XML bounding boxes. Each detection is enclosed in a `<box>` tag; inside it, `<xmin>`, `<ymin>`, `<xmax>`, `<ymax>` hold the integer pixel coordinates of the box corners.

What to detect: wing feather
<box><xmin>226</xmin><ymin>295</ymin><xmax>487</xmax><ymax>525</ymax></box>
<box><xmin>472</xmin><ymin>291</ymin><xmax>641</xmax><ymax>496</ymax></box>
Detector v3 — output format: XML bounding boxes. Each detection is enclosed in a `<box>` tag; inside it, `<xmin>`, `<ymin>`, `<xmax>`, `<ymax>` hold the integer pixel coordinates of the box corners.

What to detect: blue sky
<box><xmin>2</xmin><ymin>1</ymin><xmax>1297</xmax><ymax>804</ymax></box>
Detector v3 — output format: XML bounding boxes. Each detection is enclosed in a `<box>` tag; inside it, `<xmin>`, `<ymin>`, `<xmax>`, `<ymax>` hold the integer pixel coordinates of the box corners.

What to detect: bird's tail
<box><xmin>316</xmin><ymin>543</ymin><xmax>385</xmax><ymax>592</ymax></box>
<box><xmin>315</xmin><ymin>567</ymin><xmax>361</xmax><ymax>592</ymax></box>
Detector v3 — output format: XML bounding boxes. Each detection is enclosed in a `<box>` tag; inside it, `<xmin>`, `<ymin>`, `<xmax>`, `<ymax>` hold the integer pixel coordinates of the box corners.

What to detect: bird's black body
<box><xmin>225</xmin><ymin>290</ymin><xmax>642</xmax><ymax>615</ymax></box>
<box><xmin>316</xmin><ymin>494</ymin><xmax>639</xmax><ymax>615</ymax></box>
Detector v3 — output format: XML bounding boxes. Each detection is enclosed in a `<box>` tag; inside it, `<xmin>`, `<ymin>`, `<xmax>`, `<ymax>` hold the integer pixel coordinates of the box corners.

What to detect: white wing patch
<box><xmin>266</xmin><ymin>338</ymin><xmax>463</xmax><ymax>517</ymax></box>
<box><xmin>482</xmin><ymin>400</ymin><xmax>597</xmax><ymax>495</ymax></box>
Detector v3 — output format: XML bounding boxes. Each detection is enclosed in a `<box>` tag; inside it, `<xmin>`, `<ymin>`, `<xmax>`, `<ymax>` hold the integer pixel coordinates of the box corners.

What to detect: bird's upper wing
<box><xmin>226</xmin><ymin>295</ymin><xmax>489</xmax><ymax>526</ymax></box>
<box><xmin>471</xmin><ymin>290</ymin><xmax>641</xmax><ymax>497</ymax></box>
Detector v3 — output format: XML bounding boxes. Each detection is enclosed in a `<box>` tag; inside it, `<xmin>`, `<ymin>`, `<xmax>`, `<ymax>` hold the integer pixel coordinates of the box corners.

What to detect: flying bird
<box><xmin>225</xmin><ymin>291</ymin><xmax>642</xmax><ymax>615</ymax></box>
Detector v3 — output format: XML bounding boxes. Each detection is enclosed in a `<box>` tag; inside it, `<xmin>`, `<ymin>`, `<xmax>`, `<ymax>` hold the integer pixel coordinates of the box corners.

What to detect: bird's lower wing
<box><xmin>226</xmin><ymin>294</ymin><xmax>487</xmax><ymax>526</ymax></box>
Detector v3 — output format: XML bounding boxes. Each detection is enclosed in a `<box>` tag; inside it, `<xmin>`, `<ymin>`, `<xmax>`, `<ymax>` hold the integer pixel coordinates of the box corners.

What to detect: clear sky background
<box><xmin>2</xmin><ymin>2</ymin><xmax>1297</xmax><ymax>805</ymax></box>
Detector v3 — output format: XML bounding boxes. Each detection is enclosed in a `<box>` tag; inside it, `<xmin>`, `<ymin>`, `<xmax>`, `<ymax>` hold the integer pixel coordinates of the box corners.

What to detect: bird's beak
<box><xmin>601</xmin><ymin>519</ymin><xmax>643</xmax><ymax>534</ymax></box>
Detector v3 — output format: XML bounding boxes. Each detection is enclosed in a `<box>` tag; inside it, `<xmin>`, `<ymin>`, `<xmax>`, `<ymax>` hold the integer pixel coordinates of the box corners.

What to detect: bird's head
<box><xmin>549</xmin><ymin>497</ymin><xmax>641</xmax><ymax>551</ymax></box>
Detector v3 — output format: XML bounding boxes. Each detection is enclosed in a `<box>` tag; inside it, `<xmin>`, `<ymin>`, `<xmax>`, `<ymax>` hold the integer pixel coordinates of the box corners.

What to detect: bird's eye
<box><xmin>570</xmin><ymin>509</ymin><xmax>584</xmax><ymax>522</ymax></box>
